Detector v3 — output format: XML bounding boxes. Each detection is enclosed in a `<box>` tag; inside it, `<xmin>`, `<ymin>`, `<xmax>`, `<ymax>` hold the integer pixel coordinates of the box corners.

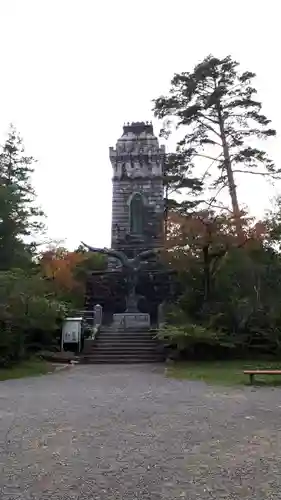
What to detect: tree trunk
<box><xmin>217</xmin><ymin>103</ymin><xmax>244</xmax><ymax>239</ymax></box>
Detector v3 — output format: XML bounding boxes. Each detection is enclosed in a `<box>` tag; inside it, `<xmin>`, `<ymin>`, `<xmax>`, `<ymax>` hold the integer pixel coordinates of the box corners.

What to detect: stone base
<box><xmin>112</xmin><ymin>313</ymin><xmax>150</xmax><ymax>331</ymax></box>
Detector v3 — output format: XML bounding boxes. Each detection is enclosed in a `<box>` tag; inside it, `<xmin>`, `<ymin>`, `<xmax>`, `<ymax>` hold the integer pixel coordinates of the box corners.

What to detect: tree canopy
<box><xmin>153</xmin><ymin>55</ymin><xmax>278</xmax><ymax>236</ymax></box>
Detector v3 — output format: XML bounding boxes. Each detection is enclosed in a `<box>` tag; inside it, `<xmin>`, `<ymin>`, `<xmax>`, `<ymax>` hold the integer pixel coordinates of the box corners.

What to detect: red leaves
<box><xmin>40</xmin><ymin>248</ymin><xmax>85</xmax><ymax>290</ymax></box>
<box><xmin>164</xmin><ymin>210</ymin><xmax>266</xmax><ymax>270</ymax></box>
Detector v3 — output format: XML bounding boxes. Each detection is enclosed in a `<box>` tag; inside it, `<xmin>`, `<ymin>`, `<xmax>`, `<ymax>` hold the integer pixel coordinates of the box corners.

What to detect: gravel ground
<box><xmin>1</xmin><ymin>364</ymin><xmax>281</xmax><ymax>500</ymax></box>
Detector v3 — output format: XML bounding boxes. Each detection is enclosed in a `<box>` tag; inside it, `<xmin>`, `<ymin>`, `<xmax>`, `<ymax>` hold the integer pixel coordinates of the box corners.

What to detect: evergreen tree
<box><xmin>153</xmin><ymin>55</ymin><xmax>277</xmax><ymax>236</ymax></box>
<box><xmin>163</xmin><ymin>152</ymin><xmax>203</xmax><ymax>236</ymax></box>
<box><xmin>0</xmin><ymin>125</ymin><xmax>44</xmax><ymax>269</ymax></box>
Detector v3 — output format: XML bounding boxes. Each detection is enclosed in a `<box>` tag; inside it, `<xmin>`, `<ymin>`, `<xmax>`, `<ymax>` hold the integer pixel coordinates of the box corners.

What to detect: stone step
<box><xmin>80</xmin><ymin>358</ymin><xmax>164</xmax><ymax>364</ymax></box>
<box><xmin>86</xmin><ymin>347</ymin><xmax>161</xmax><ymax>354</ymax></box>
<box><xmin>80</xmin><ymin>353</ymin><xmax>164</xmax><ymax>363</ymax></box>
<box><xmin>80</xmin><ymin>357</ymin><xmax>164</xmax><ymax>364</ymax></box>
<box><xmin>98</xmin><ymin>342</ymin><xmax>158</xmax><ymax>346</ymax></box>
<box><xmin>84</xmin><ymin>354</ymin><xmax>163</xmax><ymax>360</ymax></box>
<box><xmin>100</xmin><ymin>329</ymin><xmax>157</xmax><ymax>334</ymax></box>
<box><xmin>84</xmin><ymin>343</ymin><xmax>159</xmax><ymax>350</ymax></box>
<box><xmin>83</xmin><ymin>341</ymin><xmax>161</xmax><ymax>353</ymax></box>
<box><xmin>87</xmin><ymin>344</ymin><xmax>160</xmax><ymax>350</ymax></box>
<box><xmin>82</xmin><ymin>352</ymin><xmax>163</xmax><ymax>358</ymax></box>
<box><xmin>95</xmin><ymin>337</ymin><xmax>159</xmax><ymax>343</ymax></box>
<box><xmin>83</xmin><ymin>345</ymin><xmax>162</xmax><ymax>353</ymax></box>
<box><xmin>91</xmin><ymin>345</ymin><xmax>159</xmax><ymax>351</ymax></box>
<box><xmin>101</xmin><ymin>328</ymin><xmax>156</xmax><ymax>332</ymax></box>
<box><xmin>83</xmin><ymin>347</ymin><xmax>163</xmax><ymax>355</ymax></box>
<box><xmin>81</xmin><ymin>325</ymin><xmax>164</xmax><ymax>363</ymax></box>
<box><xmin>98</xmin><ymin>334</ymin><xmax>158</xmax><ymax>339</ymax></box>
<box><xmin>83</xmin><ymin>338</ymin><xmax>159</xmax><ymax>348</ymax></box>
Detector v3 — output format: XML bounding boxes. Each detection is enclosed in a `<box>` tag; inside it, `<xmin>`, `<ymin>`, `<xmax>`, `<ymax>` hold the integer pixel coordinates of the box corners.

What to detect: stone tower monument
<box><xmin>109</xmin><ymin>122</ymin><xmax>165</xmax><ymax>258</ymax></box>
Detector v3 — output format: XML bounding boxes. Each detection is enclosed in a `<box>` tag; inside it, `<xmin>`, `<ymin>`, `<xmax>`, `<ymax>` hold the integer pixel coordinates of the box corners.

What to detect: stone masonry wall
<box><xmin>109</xmin><ymin>122</ymin><xmax>165</xmax><ymax>254</ymax></box>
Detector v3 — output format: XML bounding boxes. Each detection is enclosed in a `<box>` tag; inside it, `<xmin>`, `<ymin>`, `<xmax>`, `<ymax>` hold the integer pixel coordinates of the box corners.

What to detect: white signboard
<box><xmin>62</xmin><ymin>318</ymin><xmax>82</xmax><ymax>344</ymax></box>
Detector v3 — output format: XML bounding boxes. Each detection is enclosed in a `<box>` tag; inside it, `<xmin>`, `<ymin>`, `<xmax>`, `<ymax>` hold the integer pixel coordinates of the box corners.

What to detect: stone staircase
<box><xmin>80</xmin><ymin>327</ymin><xmax>165</xmax><ymax>364</ymax></box>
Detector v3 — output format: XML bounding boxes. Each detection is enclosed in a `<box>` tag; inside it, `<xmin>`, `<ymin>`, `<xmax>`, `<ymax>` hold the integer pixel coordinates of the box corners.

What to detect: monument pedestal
<box><xmin>112</xmin><ymin>313</ymin><xmax>150</xmax><ymax>331</ymax></box>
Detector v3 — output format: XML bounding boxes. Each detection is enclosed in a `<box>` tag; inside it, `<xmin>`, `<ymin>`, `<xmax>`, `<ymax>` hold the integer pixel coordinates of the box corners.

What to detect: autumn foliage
<box><xmin>40</xmin><ymin>248</ymin><xmax>85</xmax><ymax>290</ymax></box>
<box><xmin>164</xmin><ymin>210</ymin><xmax>266</xmax><ymax>269</ymax></box>
<box><xmin>39</xmin><ymin>247</ymin><xmax>107</xmax><ymax>308</ymax></box>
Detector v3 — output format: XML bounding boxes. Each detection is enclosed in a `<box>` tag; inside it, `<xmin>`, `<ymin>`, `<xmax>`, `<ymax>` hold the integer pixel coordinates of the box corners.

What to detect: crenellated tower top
<box><xmin>109</xmin><ymin>121</ymin><xmax>165</xmax><ymax>180</ymax></box>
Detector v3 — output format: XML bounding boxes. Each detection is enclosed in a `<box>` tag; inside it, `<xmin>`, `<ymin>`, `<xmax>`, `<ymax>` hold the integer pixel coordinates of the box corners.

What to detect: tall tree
<box><xmin>0</xmin><ymin>125</ymin><xmax>44</xmax><ymax>269</ymax></box>
<box><xmin>153</xmin><ymin>55</ymin><xmax>277</xmax><ymax>236</ymax></box>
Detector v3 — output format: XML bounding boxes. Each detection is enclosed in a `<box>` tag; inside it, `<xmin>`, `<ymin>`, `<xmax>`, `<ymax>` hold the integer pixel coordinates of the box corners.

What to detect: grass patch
<box><xmin>167</xmin><ymin>360</ymin><xmax>281</xmax><ymax>386</ymax></box>
<box><xmin>0</xmin><ymin>359</ymin><xmax>54</xmax><ymax>382</ymax></box>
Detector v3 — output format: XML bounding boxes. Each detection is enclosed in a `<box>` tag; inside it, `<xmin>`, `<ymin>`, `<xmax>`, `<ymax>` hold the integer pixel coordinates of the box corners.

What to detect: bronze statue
<box><xmin>81</xmin><ymin>242</ymin><xmax>160</xmax><ymax>313</ymax></box>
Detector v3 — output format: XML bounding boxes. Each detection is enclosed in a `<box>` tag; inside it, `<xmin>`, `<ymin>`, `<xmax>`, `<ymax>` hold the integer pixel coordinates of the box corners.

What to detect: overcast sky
<box><xmin>0</xmin><ymin>0</ymin><xmax>279</xmax><ymax>249</ymax></box>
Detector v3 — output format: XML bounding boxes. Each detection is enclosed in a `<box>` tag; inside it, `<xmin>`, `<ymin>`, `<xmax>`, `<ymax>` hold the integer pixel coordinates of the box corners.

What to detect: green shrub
<box><xmin>0</xmin><ymin>269</ymin><xmax>67</xmax><ymax>367</ymax></box>
<box><xmin>159</xmin><ymin>323</ymin><xmax>218</xmax><ymax>350</ymax></box>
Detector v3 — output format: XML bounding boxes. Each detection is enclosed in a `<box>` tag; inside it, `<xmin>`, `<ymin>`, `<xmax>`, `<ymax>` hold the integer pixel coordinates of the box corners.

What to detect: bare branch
<box><xmin>197</xmin><ymin>118</ymin><xmax>222</xmax><ymax>139</ymax></box>
<box><xmin>201</xmin><ymin>154</ymin><xmax>224</xmax><ymax>182</ymax></box>
<box><xmin>192</xmin><ymin>153</ymin><xmax>221</xmax><ymax>162</ymax></box>
<box><xmin>233</xmin><ymin>170</ymin><xmax>281</xmax><ymax>177</ymax></box>
<box><xmin>198</xmin><ymin>112</ymin><xmax>220</xmax><ymax>126</ymax></box>
<box><xmin>207</xmin><ymin>180</ymin><xmax>229</xmax><ymax>209</ymax></box>
<box><xmin>206</xmin><ymin>203</ymin><xmax>233</xmax><ymax>214</ymax></box>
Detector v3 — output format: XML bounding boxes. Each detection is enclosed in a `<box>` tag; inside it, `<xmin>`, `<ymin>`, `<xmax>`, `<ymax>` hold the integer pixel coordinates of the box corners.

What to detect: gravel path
<box><xmin>1</xmin><ymin>364</ymin><xmax>281</xmax><ymax>499</ymax></box>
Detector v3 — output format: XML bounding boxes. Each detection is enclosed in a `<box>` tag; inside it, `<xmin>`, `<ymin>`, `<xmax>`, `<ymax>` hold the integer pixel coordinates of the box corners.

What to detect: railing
<box><xmin>73</xmin><ymin>306</ymin><xmax>103</xmax><ymax>340</ymax></box>
<box><xmin>68</xmin><ymin>310</ymin><xmax>90</xmax><ymax>340</ymax></box>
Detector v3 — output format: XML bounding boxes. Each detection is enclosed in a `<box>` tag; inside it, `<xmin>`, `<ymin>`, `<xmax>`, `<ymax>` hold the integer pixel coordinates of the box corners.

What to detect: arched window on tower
<box><xmin>130</xmin><ymin>193</ymin><xmax>144</xmax><ymax>234</ymax></box>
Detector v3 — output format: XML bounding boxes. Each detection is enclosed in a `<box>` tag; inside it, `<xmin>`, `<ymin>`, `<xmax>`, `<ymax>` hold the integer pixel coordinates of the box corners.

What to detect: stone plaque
<box><xmin>113</xmin><ymin>313</ymin><xmax>150</xmax><ymax>330</ymax></box>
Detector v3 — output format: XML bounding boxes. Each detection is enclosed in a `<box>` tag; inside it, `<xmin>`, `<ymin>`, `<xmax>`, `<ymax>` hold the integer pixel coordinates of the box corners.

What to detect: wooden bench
<box><xmin>244</xmin><ymin>370</ymin><xmax>281</xmax><ymax>384</ymax></box>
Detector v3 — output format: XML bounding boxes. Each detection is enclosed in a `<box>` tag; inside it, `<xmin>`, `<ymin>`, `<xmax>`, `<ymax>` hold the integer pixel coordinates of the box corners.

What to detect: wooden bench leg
<box><xmin>249</xmin><ymin>374</ymin><xmax>254</xmax><ymax>385</ymax></box>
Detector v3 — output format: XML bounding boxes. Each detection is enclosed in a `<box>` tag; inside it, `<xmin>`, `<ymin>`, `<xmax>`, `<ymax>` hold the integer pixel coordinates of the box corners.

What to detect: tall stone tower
<box><xmin>109</xmin><ymin>122</ymin><xmax>165</xmax><ymax>258</ymax></box>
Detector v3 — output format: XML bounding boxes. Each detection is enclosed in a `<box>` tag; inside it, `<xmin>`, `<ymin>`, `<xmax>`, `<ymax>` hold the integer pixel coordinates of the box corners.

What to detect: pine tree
<box><xmin>163</xmin><ymin>152</ymin><xmax>203</xmax><ymax>237</ymax></box>
<box><xmin>0</xmin><ymin>125</ymin><xmax>44</xmax><ymax>269</ymax></box>
<box><xmin>153</xmin><ymin>55</ymin><xmax>277</xmax><ymax>236</ymax></box>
